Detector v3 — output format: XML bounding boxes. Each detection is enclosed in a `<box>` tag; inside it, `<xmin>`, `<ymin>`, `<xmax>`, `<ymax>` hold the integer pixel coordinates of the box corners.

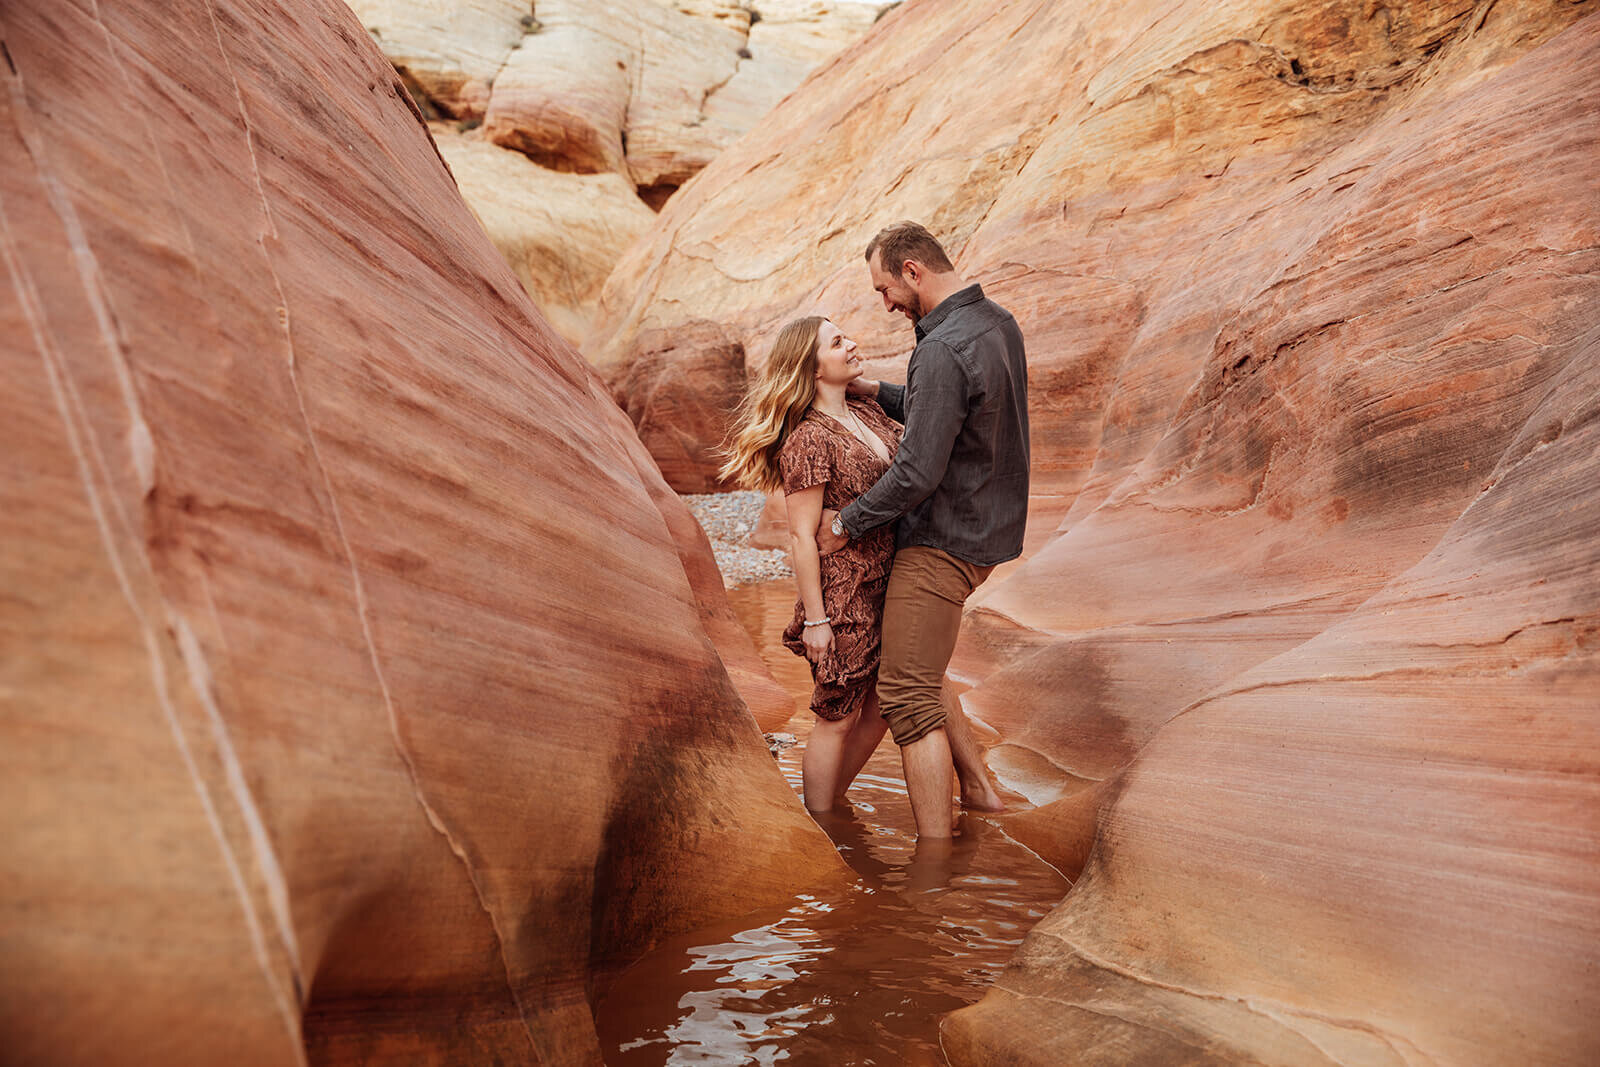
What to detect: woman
<box><xmin>721</xmin><ymin>316</ymin><xmax>1001</xmax><ymax>816</ymax></box>
<box><xmin>721</xmin><ymin>316</ymin><xmax>893</xmax><ymax>811</ymax></box>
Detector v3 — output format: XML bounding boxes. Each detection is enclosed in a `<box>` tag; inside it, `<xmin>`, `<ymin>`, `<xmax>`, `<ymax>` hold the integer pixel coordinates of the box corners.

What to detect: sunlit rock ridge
<box><xmin>0</xmin><ymin>0</ymin><xmax>840</xmax><ymax>1063</ymax></box>
<box><xmin>590</xmin><ymin>0</ymin><xmax>1600</xmax><ymax>1061</ymax></box>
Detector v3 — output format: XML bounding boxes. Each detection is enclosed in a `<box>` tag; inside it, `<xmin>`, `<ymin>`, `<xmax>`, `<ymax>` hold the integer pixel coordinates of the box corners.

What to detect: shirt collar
<box><xmin>915</xmin><ymin>282</ymin><xmax>984</xmax><ymax>341</ymax></box>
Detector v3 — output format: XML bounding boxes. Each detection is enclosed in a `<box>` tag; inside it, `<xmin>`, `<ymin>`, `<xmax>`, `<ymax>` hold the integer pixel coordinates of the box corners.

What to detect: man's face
<box><xmin>869</xmin><ymin>251</ymin><xmax>922</xmax><ymax>324</ymax></box>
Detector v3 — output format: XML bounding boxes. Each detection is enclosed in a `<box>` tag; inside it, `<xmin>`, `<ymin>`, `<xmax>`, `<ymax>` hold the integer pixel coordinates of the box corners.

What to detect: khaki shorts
<box><xmin>878</xmin><ymin>546</ymin><xmax>993</xmax><ymax>746</ymax></box>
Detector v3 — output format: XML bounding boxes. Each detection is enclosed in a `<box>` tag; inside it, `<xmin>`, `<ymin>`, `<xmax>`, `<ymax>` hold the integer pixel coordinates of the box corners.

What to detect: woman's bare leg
<box><xmin>833</xmin><ymin>690</ymin><xmax>889</xmax><ymax>802</ymax></box>
<box><xmin>943</xmin><ymin>685</ymin><xmax>1005</xmax><ymax>812</ymax></box>
<box><xmin>802</xmin><ymin>711</ymin><xmax>857</xmax><ymax>812</ymax></box>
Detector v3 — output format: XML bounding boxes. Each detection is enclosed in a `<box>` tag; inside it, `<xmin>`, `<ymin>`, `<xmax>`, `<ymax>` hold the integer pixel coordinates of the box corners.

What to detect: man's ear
<box><xmin>902</xmin><ymin>259</ymin><xmax>921</xmax><ymax>285</ymax></box>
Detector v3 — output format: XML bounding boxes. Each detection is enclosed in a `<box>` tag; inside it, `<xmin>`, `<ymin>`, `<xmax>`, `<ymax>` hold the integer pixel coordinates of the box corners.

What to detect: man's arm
<box><xmin>837</xmin><ymin>344</ymin><xmax>967</xmax><ymax>538</ymax></box>
<box><xmin>874</xmin><ymin>380</ymin><xmax>906</xmax><ymax>423</ymax></box>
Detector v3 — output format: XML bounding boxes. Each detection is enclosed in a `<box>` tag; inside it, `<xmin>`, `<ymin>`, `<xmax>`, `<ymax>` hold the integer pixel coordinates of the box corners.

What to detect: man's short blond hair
<box><xmin>864</xmin><ymin>221</ymin><xmax>954</xmax><ymax>279</ymax></box>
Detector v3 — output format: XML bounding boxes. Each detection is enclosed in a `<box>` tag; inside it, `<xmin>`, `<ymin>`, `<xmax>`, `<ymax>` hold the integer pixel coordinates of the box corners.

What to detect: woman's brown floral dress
<box><xmin>778</xmin><ymin>397</ymin><xmax>903</xmax><ymax>720</ymax></box>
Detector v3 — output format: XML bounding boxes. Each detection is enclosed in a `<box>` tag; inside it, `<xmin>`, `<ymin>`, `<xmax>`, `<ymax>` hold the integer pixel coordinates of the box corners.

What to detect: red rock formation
<box><xmin>946</xmin><ymin>338</ymin><xmax>1600</xmax><ymax>1065</ymax></box>
<box><xmin>605</xmin><ymin>387</ymin><xmax>797</xmax><ymax>731</ymax></box>
<box><xmin>607</xmin><ymin>319</ymin><xmax>752</xmax><ymax>492</ymax></box>
<box><xmin>589</xmin><ymin>0</ymin><xmax>1600</xmax><ymax>1060</ymax></box>
<box><xmin>0</xmin><ymin>1</ymin><xmax>842</xmax><ymax>1063</ymax></box>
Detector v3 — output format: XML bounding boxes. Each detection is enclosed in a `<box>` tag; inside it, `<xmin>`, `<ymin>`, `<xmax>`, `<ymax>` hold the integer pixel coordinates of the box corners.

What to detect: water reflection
<box><xmin>594</xmin><ymin>581</ymin><xmax>1068</xmax><ymax>1065</ymax></box>
<box><xmin>596</xmin><ymin>749</ymin><xmax>1066</xmax><ymax>1067</ymax></box>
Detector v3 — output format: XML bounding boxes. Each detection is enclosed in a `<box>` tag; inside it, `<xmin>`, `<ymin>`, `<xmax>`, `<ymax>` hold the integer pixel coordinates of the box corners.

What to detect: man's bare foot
<box><xmin>959</xmin><ymin>777</ymin><xmax>1007</xmax><ymax>813</ymax></box>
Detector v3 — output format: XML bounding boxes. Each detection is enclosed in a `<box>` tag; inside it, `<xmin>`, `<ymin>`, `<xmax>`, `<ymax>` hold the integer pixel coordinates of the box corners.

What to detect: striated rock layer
<box><xmin>590</xmin><ymin>0</ymin><xmax>1600</xmax><ymax>1060</ymax></box>
<box><xmin>946</xmin><ymin>329</ymin><xmax>1600</xmax><ymax>1066</ymax></box>
<box><xmin>346</xmin><ymin>0</ymin><xmax>890</xmax><ymax>343</ymax></box>
<box><xmin>0</xmin><ymin>1</ymin><xmax>840</xmax><ymax>1064</ymax></box>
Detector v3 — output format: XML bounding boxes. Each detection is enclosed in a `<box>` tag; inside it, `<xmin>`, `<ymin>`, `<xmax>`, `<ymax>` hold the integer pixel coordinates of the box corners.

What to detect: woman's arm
<box><xmin>785</xmin><ymin>484</ymin><xmax>834</xmax><ymax>661</ymax></box>
<box><xmin>848</xmin><ymin>377</ymin><xmax>905</xmax><ymax>423</ymax></box>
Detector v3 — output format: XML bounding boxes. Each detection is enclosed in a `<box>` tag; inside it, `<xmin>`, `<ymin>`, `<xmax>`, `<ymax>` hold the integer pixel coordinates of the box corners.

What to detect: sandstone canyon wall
<box><xmin>0</xmin><ymin>1</ymin><xmax>836</xmax><ymax>1064</ymax></box>
<box><xmin>344</xmin><ymin>0</ymin><xmax>893</xmax><ymax>342</ymax></box>
<box><xmin>591</xmin><ymin>0</ymin><xmax>1600</xmax><ymax>1061</ymax></box>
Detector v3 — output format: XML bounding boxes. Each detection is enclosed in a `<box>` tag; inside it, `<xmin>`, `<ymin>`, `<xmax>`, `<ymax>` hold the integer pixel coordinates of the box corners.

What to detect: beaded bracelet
<box><xmin>802</xmin><ymin>617</ymin><xmax>831</xmax><ymax>628</ymax></box>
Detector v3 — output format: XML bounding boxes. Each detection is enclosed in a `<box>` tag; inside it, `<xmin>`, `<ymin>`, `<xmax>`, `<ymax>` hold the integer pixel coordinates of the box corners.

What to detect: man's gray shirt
<box><xmin>838</xmin><ymin>283</ymin><xmax>1029</xmax><ymax>567</ymax></box>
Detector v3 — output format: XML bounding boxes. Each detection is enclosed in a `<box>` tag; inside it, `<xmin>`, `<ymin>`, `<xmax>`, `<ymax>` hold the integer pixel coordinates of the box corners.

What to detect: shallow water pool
<box><xmin>593</xmin><ymin>582</ymin><xmax>1068</xmax><ymax>1065</ymax></box>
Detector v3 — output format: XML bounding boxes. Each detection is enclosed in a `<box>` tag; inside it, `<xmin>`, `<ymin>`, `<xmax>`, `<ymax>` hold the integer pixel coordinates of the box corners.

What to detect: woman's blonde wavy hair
<box><xmin>718</xmin><ymin>316</ymin><xmax>825</xmax><ymax>493</ymax></box>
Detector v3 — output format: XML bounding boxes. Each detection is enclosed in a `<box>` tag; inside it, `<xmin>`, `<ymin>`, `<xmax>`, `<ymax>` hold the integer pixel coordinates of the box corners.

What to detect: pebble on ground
<box><xmin>681</xmin><ymin>491</ymin><xmax>793</xmax><ymax>587</ymax></box>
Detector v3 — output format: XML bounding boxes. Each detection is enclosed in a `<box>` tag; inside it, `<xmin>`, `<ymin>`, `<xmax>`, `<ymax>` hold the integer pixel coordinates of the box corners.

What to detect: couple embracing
<box><xmin>721</xmin><ymin>221</ymin><xmax>1030</xmax><ymax>839</ymax></box>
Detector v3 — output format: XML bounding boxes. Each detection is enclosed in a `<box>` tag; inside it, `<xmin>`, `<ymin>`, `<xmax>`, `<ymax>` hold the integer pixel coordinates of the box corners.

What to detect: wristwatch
<box><xmin>830</xmin><ymin>514</ymin><xmax>847</xmax><ymax>538</ymax></box>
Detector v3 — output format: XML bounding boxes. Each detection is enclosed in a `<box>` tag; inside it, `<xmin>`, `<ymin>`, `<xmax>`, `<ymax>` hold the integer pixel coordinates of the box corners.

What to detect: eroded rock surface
<box><xmin>0</xmin><ymin>1</ymin><xmax>842</xmax><ymax>1063</ymax></box>
<box><xmin>346</xmin><ymin>0</ymin><xmax>526</xmax><ymax>118</ymax></box>
<box><xmin>483</xmin><ymin>0</ymin><xmax>746</xmax><ymax>191</ymax></box>
<box><xmin>587</xmin><ymin>0</ymin><xmax>1600</xmax><ymax>1060</ymax></box>
<box><xmin>946</xmin><ymin>338</ymin><xmax>1600</xmax><ymax>1066</ymax></box>
<box><xmin>432</xmin><ymin>122</ymin><xmax>657</xmax><ymax>342</ymax></box>
<box><xmin>346</xmin><ymin>0</ymin><xmax>889</xmax><ymax>342</ymax></box>
<box><xmin>349</xmin><ymin>0</ymin><xmax>888</xmax><ymax>191</ymax></box>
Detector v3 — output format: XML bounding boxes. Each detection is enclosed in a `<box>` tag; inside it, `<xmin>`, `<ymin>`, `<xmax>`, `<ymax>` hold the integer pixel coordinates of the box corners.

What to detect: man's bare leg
<box><xmin>902</xmin><ymin>727</ymin><xmax>954</xmax><ymax>838</ymax></box>
<box><xmin>905</xmin><ymin>834</ymin><xmax>956</xmax><ymax>892</ymax></box>
<box><xmin>943</xmin><ymin>687</ymin><xmax>1005</xmax><ymax>812</ymax></box>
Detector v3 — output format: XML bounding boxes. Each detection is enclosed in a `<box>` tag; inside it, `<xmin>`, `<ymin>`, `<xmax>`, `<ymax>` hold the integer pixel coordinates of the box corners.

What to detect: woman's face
<box><xmin>813</xmin><ymin>320</ymin><xmax>862</xmax><ymax>386</ymax></box>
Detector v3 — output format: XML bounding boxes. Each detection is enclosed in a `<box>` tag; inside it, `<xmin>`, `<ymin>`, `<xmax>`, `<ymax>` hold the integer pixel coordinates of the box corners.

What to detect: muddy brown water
<box><xmin>594</xmin><ymin>581</ymin><xmax>1068</xmax><ymax>1065</ymax></box>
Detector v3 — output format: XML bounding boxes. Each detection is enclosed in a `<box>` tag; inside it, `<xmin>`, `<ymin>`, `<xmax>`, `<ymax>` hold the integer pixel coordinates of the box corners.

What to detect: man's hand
<box><xmin>817</xmin><ymin>509</ymin><xmax>849</xmax><ymax>555</ymax></box>
<box><xmin>846</xmin><ymin>378</ymin><xmax>879</xmax><ymax>398</ymax></box>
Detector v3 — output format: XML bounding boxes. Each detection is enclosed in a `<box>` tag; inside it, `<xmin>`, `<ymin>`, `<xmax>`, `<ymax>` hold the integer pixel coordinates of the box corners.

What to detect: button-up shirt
<box><xmin>838</xmin><ymin>283</ymin><xmax>1029</xmax><ymax>566</ymax></box>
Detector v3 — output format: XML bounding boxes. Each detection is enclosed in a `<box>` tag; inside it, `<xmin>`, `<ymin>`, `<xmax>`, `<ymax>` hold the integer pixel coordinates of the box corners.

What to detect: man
<box><xmin>817</xmin><ymin>221</ymin><xmax>1030</xmax><ymax>839</ymax></box>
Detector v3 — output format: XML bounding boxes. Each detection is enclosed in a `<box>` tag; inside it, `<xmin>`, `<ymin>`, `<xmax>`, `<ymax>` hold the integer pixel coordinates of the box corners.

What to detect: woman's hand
<box><xmin>802</xmin><ymin>621</ymin><xmax>834</xmax><ymax>662</ymax></box>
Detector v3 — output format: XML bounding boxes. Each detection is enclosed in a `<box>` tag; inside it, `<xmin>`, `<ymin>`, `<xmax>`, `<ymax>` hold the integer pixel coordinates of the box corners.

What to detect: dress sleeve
<box><xmin>779</xmin><ymin>425</ymin><xmax>832</xmax><ymax>494</ymax></box>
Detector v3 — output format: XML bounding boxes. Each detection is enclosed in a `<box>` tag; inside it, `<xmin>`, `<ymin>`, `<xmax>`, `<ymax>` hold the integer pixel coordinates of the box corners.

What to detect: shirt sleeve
<box><xmin>875</xmin><ymin>381</ymin><xmax>906</xmax><ymax>423</ymax></box>
<box><xmin>839</xmin><ymin>342</ymin><xmax>968</xmax><ymax>536</ymax></box>
<box><xmin>779</xmin><ymin>425</ymin><xmax>832</xmax><ymax>494</ymax></box>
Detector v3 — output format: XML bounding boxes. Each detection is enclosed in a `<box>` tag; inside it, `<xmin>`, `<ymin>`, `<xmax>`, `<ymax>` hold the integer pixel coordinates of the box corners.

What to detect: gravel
<box><xmin>681</xmin><ymin>490</ymin><xmax>793</xmax><ymax>587</ymax></box>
